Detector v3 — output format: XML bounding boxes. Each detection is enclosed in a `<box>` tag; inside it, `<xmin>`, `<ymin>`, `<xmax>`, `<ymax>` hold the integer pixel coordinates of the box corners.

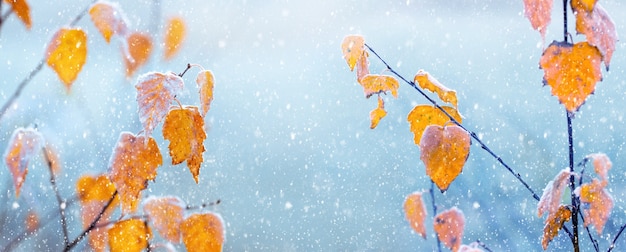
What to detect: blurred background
<box><xmin>0</xmin><ymin>0</ymin><xmax>625</xmax><ymax>251</ymax></box>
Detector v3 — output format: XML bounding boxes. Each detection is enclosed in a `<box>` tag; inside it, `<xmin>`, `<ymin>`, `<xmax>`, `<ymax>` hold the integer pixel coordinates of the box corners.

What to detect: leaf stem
<box><xmin>44</xmin><ymin>145</ymin><xmax>70</xmax><ymax>248</ymax></box>
<box><xmin>429</xmin><ymin>181</ymin><xmax>442</xmax><ymax>252</ymax></box>
<box><xmin>567</xmin><ymin>112</ymin><xmax>580</xmax><ymax>252</ymax></box>
<box><xmin>563</xmin><ymin>0</ymin><xmax>568</xmax><ymax>42</ymax></box>
<box><xmin>186</xmin><ymin>199</ymin><xmax>221</xmax><ymax>210</ymax></box>
<box><xmin>64</xmin><ymin>190</ymin><xmax>118</xmax><ymax>251</ymax></box>
<box><xmin>178</xmin><ymin>63</ymin><xmax>192</xmax><ymax>77</ymax></box>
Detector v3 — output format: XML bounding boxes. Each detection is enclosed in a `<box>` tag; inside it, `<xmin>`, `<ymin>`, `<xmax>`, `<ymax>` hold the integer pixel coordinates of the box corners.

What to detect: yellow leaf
<box><xmin>181</xmin><ymin>213</ymin><xmax>224</xmax><ymax>252</ymax></box>
<box><xmin>162</xmin><ymin>106</ymin><xmax>206</xmax><ymax>183</ymax></box>
<box><xmin>522</xmin><ymin>0</ymin><xmax>552</xmax><ymax>39</ymax></box>
<box><xmin>579</xmin><ymin>179</ymin><xmax>613</xmax><ymax>234</ymax></box>
<box><xmin>434</xmin><ymin>207</ymin><xmax>465</xmax><ymax>252</ymax></box>
<box><xmin>407</xmin><ymin>105</ymin><xmax>462</xmax><ymax>145</ymax></box>
<box><xmin>76</xmin><ymin>174</ymin><xmax>118</xmax><ymax>203</ymax></box>
<box><xmin>571</xmin><ymin>0</ymin><xmax>597</xmax><ymax>12</ymax></box>
<box><xmin>541</xmin><ymin>205</ymin><xmax>571</xmax><ymax>250</ymax></box>
<box><xmin>143</xmin><ymin>196</ymin><xmax>185</xmax><ymax>243</ymax></box>
<box><xmin>108</xmin><ymin>132</ymin><xmax>163</xmax><ymax>214</ymax></box>
<box><xmin>419</xmin><ymin>125</ymin><xmax>470</xmax><ymax>192</ymax></box>
<box><xmin>403</xmin><ymin>192</ymin><xmax>427</xmax><ymax>239</ymax></box>
<box><xmin>4</xmin><ymin>0</ymin><xmax>31</xmax><ymax>29</ymax></box>
<box><xmin>369</xmin><ymin>96</ymin><xmax>387</xmax><ymax>129</ymax></box>
<box><xmin>89</xmin><ymin>1</ymin><xmax>128</xmax><ymax>43</ymax></box>
<box><xmin>135</xmin><ymin>71</ymin><xmax>184</xmax><ymax>138</ymax></box>
<box><xmin>108</xmin><ymin>219</ymin><xmax>152</xmax><ymax>252</ymax></box>
<box><xmin>3</xmin><ymin>127</ymin><xmax>44</xmax><ymax>197</ymax></box>
<box><xmin>341</xmin><ymin>35</ymin><xmax>365</xmax><ymax>71</ymax></box>
<box><xmin>76</xmin><ymin>174</ymin><xmax>118</xmax><ymax>252</ymax></box>
<box><xmin>124</xmin><ymin>32</ymin><xmax>153</xmax><ymax>77</ymax></box>
<box><xmin>539</xmin><ymin>41</ymin><xmax>603</xmax><ymax>112</ymax></box>
<box><xmin>164</xmin><ymin>16</ymin><xmax>186</xmax><ymax>60</ymax></box>
<box><xmin>196</xmin><ymin>70</ymin><xmax>215</xmax><ymax>117</ymax></box>
<box><xmin>359</xmin><ymin>74</ymin><xmax>399</xmax><ymax>98</ymax></box>
<box><xmin>572</xmin><ymin>3</ymin><xmax>617</xmax><ymax>69</ymax></box>
<box><xmin>537</xmin><ymin>169</ymin><xmax>571</xmax><ymax>218</ymax></box>
<box><xmin>45</xmin><ymin>27</ymin><xmax>88</xmax><ymax>90</ymax></box>
<box><xmin>414</xmin><ymin>70</ymin><xmax>458</xmax><ymax>108</ymax></box>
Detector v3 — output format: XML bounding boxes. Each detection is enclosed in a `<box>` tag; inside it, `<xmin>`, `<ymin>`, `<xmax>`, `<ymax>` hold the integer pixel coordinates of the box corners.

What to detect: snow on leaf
<box><xmin>572</xmin><ymin>3</ymin><xmax>618</xmax><ymax>70</ymax></box>
<box><xmin>143</xmin><ymin>196</ymin><xmax>185</xmax><ymax>243</ymax></box>
<box><xmin>407</xmin><ymin>105</ymin><xmax>462</xmax><ymax>146</ymax></box>
<box><xmin>196</xmin><ymin>70</ymin><xmax>215</xmax><ymax>117</ymax></box>
<box><xmin>25</xmin><ymin>210</ymin><xmax>39</xmax><ymax>233</ymax></box>
<box><xmin>4</xmin><ymin>0</ymin><xmax>31</xmax><ymax>29</ymax></box>
<box><xmin>358</xmin><ymin>74</ymin><xmax>399</xmax><ymax>98</ymax></box>
<box><xmin>414</xmin><ymin>70</ymin><xmax>458</xmax><ymax>108</ymax></box>
<box><xmin>434</xmin><ymin>207</ymin><xmax>465</xmax><ymax>252</ymax></box>
<box><xmin>588</xmin><ymin>153</ymin><xmax>611</xmax><ymax>184</ymax></box>
<box><xmin>45</xmin><ymin>27</ymin><xmax>87</xmax><ymax>90</ymax></box>
<box><xmin>108</xmin><ymin>219</ymin><xmax>152</xmax><ymax>252</ymax></box>
<box><xmin>356</xmin><ymin>50</ymin><xmax>369</xmax><ymax>83</ymax></box>
<box><xmin>578</xmin><ymin>179</ymin><xmax>613</xmax><ymax>234</ymax></box>
<box><xmin>542</xmin><ymin>205</ymin><xmax>571</xmax><ymax>250</ymax></box>
<box><xmin>108</xmin><ymin>132</ymin><xmax>163</xmax><ymax>214</ymax></box>
<box><xmin>523</xmin><ymin>0</ymin><xmax>552</xmax><ymax>40</ymax></box>
<box><xmin>89</xmin><ymin>1</ymin><xmax>128</xmax><ymax>43</ymax></box>
<box><xmin>369</xmin><ymin>96</ymin><xmax>387</xmax><ymax>129</ymax></box>
<box><xmin>419</xmin><ymin>125</ymin><xmax>470</xmax><ymax>192</ymax></box>
<box><xmin>162</xmin><ymin>106</ymin><xmax>206</xmax><ymax>183</ymax></box>
<box><xmin>537</xmin><ymin>169</ymin><xmax>571</xmax><ymax>218</ymax></box>
<box><xmin>403</xmin><ymin>192</ymin><xmax>427</xmax><ymax>239</ymax></box>
<box><xmin>164</xmin><ymin>16</ymin><xmax>186</xmax><ymax>60</ymax></box>
<box><xmin>571</xmin><ymin>0</ymin><xmax>597</xmax><ymax>12</ymax></box>
<box><xmin>341</xmin><ymin>35</ymin><xmax>365</xmax><ymax>71</ymax></box>
<box><xmin>539</xmin><ymin>41</ymin><xmax>603</xmax><ymax>112</ymax></box>
<box><xmin>3</xmin><ymin>127</ymin><xmax>44</xmax><ymax>197</ymax></box>
<box><xmin>181</xmin><ymin>213</ymin><xmax>225</xmax><ymax>252</ymax></box>
<box><xmin>76</xmin><ymin>174</ymin><xmax>118</xmax><ymax>252</ymax></box>
<box><xmin>123</xmin><ymin>32</ymin><xmax>153</xmax><ymax>77</ymax></box>
<box><xmin>135</xmin><ymin>71</ymin><xmax>184</xmax><ymax>138</ymax></box>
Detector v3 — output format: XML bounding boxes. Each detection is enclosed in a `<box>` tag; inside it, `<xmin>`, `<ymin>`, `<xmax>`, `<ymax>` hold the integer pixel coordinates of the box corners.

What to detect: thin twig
<box><xmin>429</xmin><ymin>182</ymin><xmax>442</xmax><ymax>252</ymax></box>
<box><xmin>43</xmin><ymin>146</ymin><xmax>69</xmax><ymax>247</ymax></box>
<box><xmin>608</xmin><ymin>224</ymin><xmax>626</xmax><ymax>252</ymax></box>
<box><xmin>178</xmin><ymin>63</ymin><xmax>192</xmax><ymax>77</ymax></box>
<box><xmin>186</xmin><ymin>199</ymin><xmax>221</xmax><ymax>210</ymax></box>
<box><xmin>567</xmin><ymin>113</ymin><xmax>580</xmax><ymax>252</ymax></box>
<box><xmin>64</xmin><ymin>190</ymin><xmax>118</xmax><ymax>251</ymax></box>
<box><xmin>476</xmin><ymin>239</ymin><xmax>493</xmax><ymax>252</ymax></box>
<box><xmin>579</xmin><ymin>213</ymin><xmax>599</xmax><ymax>252</ymax></box>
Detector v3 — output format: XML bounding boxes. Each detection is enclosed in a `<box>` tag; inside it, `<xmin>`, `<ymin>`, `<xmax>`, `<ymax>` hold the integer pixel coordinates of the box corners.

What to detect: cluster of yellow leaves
<box><xmin>3</xmin><ymin>127</ymin><xmax>44</xmax><ymax>197</ymax></box>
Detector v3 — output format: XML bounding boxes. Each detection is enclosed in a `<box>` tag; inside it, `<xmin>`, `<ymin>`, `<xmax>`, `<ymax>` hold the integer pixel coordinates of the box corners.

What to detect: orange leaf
<box><xmin>43</xmin><ymin>143</ymin><xmax>62</xmax><ymax>175</ymax></box>
<box><xmin>537</xmin><ymin>169</ymin><xmax>571</xmax><ymax>218</ymax></box>
<box><xmin>403</xmin><ymin>192</ymin><xmax>427</xmax><ymax>239</ymax></box>
<box><xmin>77</xmin><ymin>174</ymin><xmax>118</xmax><ymax>203</ymax></box>
<box><xmin>123</xmin><ymin>32</ymin><xmax>153</xmax><ymax>77</ymax></box>
<box><xmin>135</xmin><ymin>71</ymin><xmax>184</xmax><ymax>138</ymax></box>
<box><xmin>414</xmin><ymin>70</ymin><xmax>458</xmax><ymax>108</ymax></box>
<box><xmin>108</xmin><ymin>132</ymin><xmax>163</xmax><ymax>214</ymax></box>
<box><xmin>369</xmin><ymin>96</ymin><xmax>387</xmax><ymax>129</ymax></box>
<box><xmin>541</xmin><ymin>205</ymin><xmax>571</xmax><ymax>250</ymax></box>
<box><xmin>420</xmin><ymin>125</ymin><xmax>470</xmax><ymax>192</ymax></box>
<box><xmin>356</xmin><ymin>50</ymin><xmax>369</xmax><ymax>83</ymax></box>
<box><xmin>4</xmin><ymin>0</ymin><xmax>31</xmax><ymax>29</ymax></box>
<box><xmin>539</xmin><ymin>41</ymin><xmax>603</xmax><ymax>112</ymax></box>
<box><xmin>196</xmin><ymin>70</ymin><xmax>215</xmax><ymax>117</ymax></box>
<box><xmin>571</xmin><ymin>0</ymin><xmax>597</xmax><ymax>12</ymax></box>
<box><xmin>25</xmin><ymin>210</ymin><xmax>39</xmax><ymax>233</ymax></box>
<box><xmin>76</xmin><ymin>174</ymin><xmax>118</xmax><ymax>252</ymax></box>
<box><xmin>358</xmin><ymin>74</ymin><xmax>399</xmax><ymax>98</ymax></box>
<box><xmin>523</xmin><ymin>0</ymin><xmax>552</xmax><ymax>39</ymax></box>
<box><xmin>89</xmin><ymin>1</ymin><xmax>128</xmax><ymax>43</ymax></box>
<box><xmin>341</xmin><ymin>35</ymin><xmax>365</xmax><ymax>71</ymax></box>
<box><xmin>572</xmin><ymin>3</ymin><xmax>618</xmax><ymax>70</ymax></box>
<box><xmin>164</xmin><ymin>16</ymin><xmax>186</xmax><ymax>60</ymax></box>
<box><xmin>578</xmin><ymin>179</ymin><xmax>613</xmax><ymax>234</ymax></box>
<box><xmin>143</xmin><ymin>196</ymin><xmax>185</xmax><ymax>243</ymax></box>
<box><xmin>181</xmin><ymin>213</ymin><xmax>224</xmax><ymax>252</ymax></box>
<box><xmin>434</xmin><ymin>207</ymin><xmax>465</xmax><ymax>252</ymax></box>
<box><xmin>3</xmin><ymin>127</ymin><xmax>44</xmax><ymax>197</ymax></box>
<box><xmin>162</xmin><ymin>106</ymin><xmax>206</xmax><ymax>183</ymax></box>
<box><xmin>45</xmin><ymin>27</ymin><xmax>88</xmax><ymax>90</ymax></box>
<box><xmin>108</xmin><ymin>219</ymin><xmax>152</xmax><ymax>252</ymax></box>
<box><xmin>407</xmin><ymin>105</ymin><xmax>462</xmax><ymax>145</ymax></box>
<box><xmin>588</xmin><ymin>153</ymin><xmax>611</xmax><ymax>184</ymax></box>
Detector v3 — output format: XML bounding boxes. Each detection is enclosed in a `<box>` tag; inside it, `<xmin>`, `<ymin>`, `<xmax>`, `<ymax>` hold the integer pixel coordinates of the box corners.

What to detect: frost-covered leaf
<box><xmin>369</xmin><ymin>96</ymin><xmax>387</xmax><ymax>129</ymax></box>
<box><xmin>571</xmin><ymin>0</ymin><xmax>597</xmax><ymax>12</ymax></box>
<box><xmin>76</xmin><ymin>174</ymin><xmax>118</xmax><ymax>252</ymax></box>
<box><xmin>108</xmin><ymin>219</ymin><xmax>152</xmax><ymax>252</ymax></box>
<box><xmin>162</xmin><ymin>106</ymin><xmax>206</xmax><ymax>183</ymax></box>
<box><xmin>143</xmin><ymin>196</ymin><xmax>185</xmax><ymax>243</ymax></box>
<box><xmin>89</xmin><ymin>1</ymin><xmax>128</xmax><ymax>43</ymax></box>
<box><xmin>135</xmin><ymin>71</ymin><xmax>184</xmax><ymax>138</ymax></box>
<box><xmin>403</xmin><ymin>192</ymin><xmax>427</xmax><ymax>239</ymax></box>
<box><xmin>181</xmin><ymin>213</ymin><xmax>225</xmax><ymax>252</ymax></box>
<box><xmin>108</xmin><ymin>132</ymin><xmax>163</xmax><ymax>214</ymax></box>
<box><xmin>572</xmin><ymin>3</ymin><xmax>618</xmax><ymax>70</ymax></box>
<box><xmin>537</xmin><ymin>169</ymin><xmax>571</xmax><ymax>218</ymax></box>
<box><xmin>414</xmin><ymin>70</ymin><xmax>458</xmax><ymax>108</ymax></box>
<box><xmin>407</xmin><ymin>105</ymin><xmax>462</xmax><ymax>145</ymax></box>
<box><xmin>123</xmin><ymin>32</ymin><xmax>153</xmax><ymax>77</ymax></box>
<box><xmin>358</xmin><ymin>74</ymin><xmax>399</xmax><ymax>98</ymax></box>
<box><xmin>434</xmin><ymin>207</ymin><xmax>465</xmax><ymax>252</ymax></box>
<box><xmin>588</xmin><ymin>153</ymin><xmax>611</xmax><ymax>184</ymax></box>
<box><xmin>341</xmin><ymin>35</ymin><xmax>365</xmax><ymax>71</ymax></box>
<box><xmin>356</xmin><ymin>50</ymin><xmax>369</xmax><ymax>83</ymax></box>
<box><xmin>45</xmin><ymin>27</ymin><xmax>87</xmax><ymax>90</ymax></box>
<box><xmin>164</xmin><ymin>16</ymin><xmax>186</xmax><ymax>60</ymax></box>
<box><xmin>196</xmin><ymin>70</ymin><xmax>215</xmax><ymax>117</ymax></box>
<box><xmin>578</xmin><ymin>179</ymin><xmax>613</xmax><ymax>234</ymax></box>
<box><xmin>542</xmin><ymin>205</ymin><xmax>571</xmax><ymax>250</ymax></box>
<box><xmin>523</xmin><ymin>0</ymin><xmax>552</xmax><ymax>39</ymax></box>
<box><xmin>539</xmin><ymin>41</ymin><xmax>602</xmax><ymax>112</ymax></box>
<box><xmin>4</xmin><ymin>0</ymin><xmax>31</xmax><ymax>29</ymax></box>
<box><xmin>3</xmin><ymin>127</ymin><xmax>44</xmax><ymax>197</ymax></box>
<box><xmin>420</xmin><ymin>125</ymin><xmax>470</xmax><ymax>192</ymax></box>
